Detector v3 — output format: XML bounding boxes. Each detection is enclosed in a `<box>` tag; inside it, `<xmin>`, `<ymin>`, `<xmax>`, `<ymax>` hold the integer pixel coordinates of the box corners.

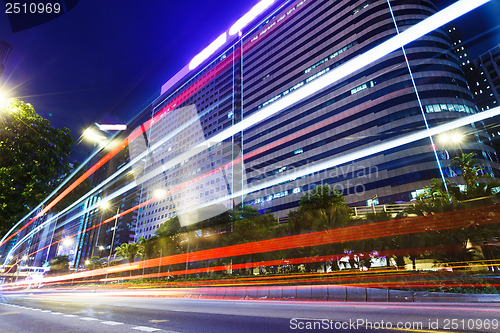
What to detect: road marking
<box><xmin>101</xmin><ymin>321</ymin><xmax>123</xmax><ymax>326</ymax></box>
<box><xmin>149</xmin><ymin>319</ymin><xmax>168</xmax><ymax>323</ymax></box>
<box><xmin>80</xmin><ymin>317</ymin><xmax>99</xmax><ymax>321</ymax></box>
<box><xmin>51</xmin><ymin>312</ymin><xmax>62</xmax><ymax>315</ymax></box>
<box><xmin>41</xmin><ymin>310</ymin><xmax>51</xmax><ymax>313</ymax></box>
<box><xmin>64</xmin><ymin>314</ymin><xmax>78</xmax><ymax>317</ymax></box>
<box><xmin>0</xmin><ymin>311</ymin><xmax>20</xmax><ymax>315</ymax></box>
<box><xmin>131</xmin><ymin>326</ymin><xmax>162</xmax><ymax>332</ymax></box>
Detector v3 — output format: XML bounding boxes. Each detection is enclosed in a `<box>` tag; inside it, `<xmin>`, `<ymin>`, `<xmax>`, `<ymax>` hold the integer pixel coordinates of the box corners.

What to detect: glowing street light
<box><xmin>96</xmin><ymin>124</ymin><xmax>127</xmax><ymax>131</ymax></box>
<box><xmin>438</xmin><ymin>131</ymin><xmax>464</xmax><ymax>144</ymax></box>
<box><xmin>62</xmin><ymin>237</ymin><xmax>74</xmax><ymax>247</ymax></box>
<box><xmin>83</xmin><ymin>127</ymin><xmax>107</xmax><ymax>146</ymax></box>
<box><xmin>153</xmin><ymin>188</ymin><xmax>166</xmax><ymax>199</ymax></box>
<box><xmin>100</xmin><ymin>200</ymin><xmax>111</xmax><ymax>210</ymax></box>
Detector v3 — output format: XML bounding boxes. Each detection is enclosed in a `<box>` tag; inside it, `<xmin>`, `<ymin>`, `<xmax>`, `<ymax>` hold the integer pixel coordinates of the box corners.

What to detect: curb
<box><xmin>178</xmin><ymin>285</ymin><xmax>500</xmax><ymax>303</ymax></box>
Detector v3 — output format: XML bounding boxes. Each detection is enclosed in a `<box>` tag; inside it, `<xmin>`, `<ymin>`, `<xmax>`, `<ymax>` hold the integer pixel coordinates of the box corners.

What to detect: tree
<box><xmin>86</xmin><ymin>256</ymin><xmax>106</xmax><ymax>270</ymax></box>
<box><xmin>286</xmin><ymin>185</ymin><xmax>351</xmax><ymax>272</ymax></box>
<box><xmin>287</xmin><ymin>185</ymin><xmax>350</xmax><ymax>234</ymax></box>
<box><xmin>114</xmin><ymin>242</ymin><xmax>143</xmax><ymax>263</ymax></box>
<box><xmin>49</xmin><ymin>255</ymin><xmax>70</xmax><ymax>273</ymax></box>
<box><xmin>0</xmin><ymin>99</ymin><xmax>74</xmax><ymax>236</ymax></box>
<box><xmin>452</xmin><ymin>152</ymin><xmax>491</xmax><ymax>199</ymax></box>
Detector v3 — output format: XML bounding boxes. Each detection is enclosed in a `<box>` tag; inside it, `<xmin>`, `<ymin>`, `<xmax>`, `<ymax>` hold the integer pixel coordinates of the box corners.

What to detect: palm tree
<box><xmin>451</xmin><ymin>152</ymin><xmax>490</xmax><ymax>198</ymax></box>
<box><xmin>114</xmin><ymin>242</ymin><xmax>143</xmax><ymax>263</ymax></box>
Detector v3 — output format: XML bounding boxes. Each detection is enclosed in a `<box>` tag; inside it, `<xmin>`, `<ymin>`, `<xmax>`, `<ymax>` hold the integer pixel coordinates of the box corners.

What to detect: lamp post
<box><xmin>438</xmin><ymin>131</ymin><xmax>464</xmax><ymax>154</ymax></box>
<box><xmin>91</xmin><ymin>201</ymin><xmax>108</xmax><ymax>259</ymax></box>
<box><xmin>108</xmin><ymin>206</ymin><xmax>120</xmax><ymax>266</ymax></box>
<box><xmin>104</xmin><ymin>205</ymin><xmax>120</xmax><ymax>282</ymax></box>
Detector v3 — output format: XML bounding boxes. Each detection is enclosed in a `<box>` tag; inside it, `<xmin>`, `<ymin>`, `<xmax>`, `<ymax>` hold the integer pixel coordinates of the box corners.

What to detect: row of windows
<box><xmin>245</xmin><ymin>57</ymin><xmax>471</xmax><ymax>153</ymax></box>
<box><xmin>245</xmin><ymin>95</ymin><xmax>482</xmax><ymax>183</ymax></box>
<box><xmin>245</xmin><ymin>36</ymin><xmax>462</xmax><ymax>117</ymax></box>
<box><xmin>304</xmin><ymin>41</ymin><xmax>358</xmax><ymax>74</ymax></box>
<box><xmin>425</xmin><ymin>103</ymin><xmax>477</xmax><ymax>114</ymax></box>
<box><xmin>244</xmin><ymin>187</ymin><xmax>301</xmax><ymax>206</ymax></box>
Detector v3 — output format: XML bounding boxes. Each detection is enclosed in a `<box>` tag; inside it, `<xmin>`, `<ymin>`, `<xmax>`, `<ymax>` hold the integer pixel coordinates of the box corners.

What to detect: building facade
<box><xmin>134</xmin><ymin>0</ymin><xmax>499</xmax><ymax>232</ymax></box>
<box><xmin>0</xmin><ymin>40</ymin><xmax>12</xmax><ymax>78</ymax></box>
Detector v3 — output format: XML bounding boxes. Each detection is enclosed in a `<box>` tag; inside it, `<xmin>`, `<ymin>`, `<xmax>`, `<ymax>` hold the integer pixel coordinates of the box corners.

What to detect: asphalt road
<box><xmin>0</xmin><ymin>289</ymin><xmax>499</xmax><ymax>333</ymax></box>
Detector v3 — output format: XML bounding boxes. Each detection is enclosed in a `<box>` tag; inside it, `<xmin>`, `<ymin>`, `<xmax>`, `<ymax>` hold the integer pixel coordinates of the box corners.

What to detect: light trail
<box><xmin>4</xmin><ymin>204</ymin><xmax>497</xmax><ymax>286</ymax></box>
<box><xmin>1</xmin><ymin>0</ymin><xmax>491</xmax><ymax>261</ymax></box>
<box><xmin>181</xmin><ymin>106</ymin><xmax>500</xmax><ymax>215</ymax></box>
<box><xmin>6</xmin><ymin>251</ymin><xmax>497</xmax><ymax>290</ymax></box>
<box><xmin>15</xmin><ymin>96</ymin><xmax>497</xmax><ymax>266</ymax></box>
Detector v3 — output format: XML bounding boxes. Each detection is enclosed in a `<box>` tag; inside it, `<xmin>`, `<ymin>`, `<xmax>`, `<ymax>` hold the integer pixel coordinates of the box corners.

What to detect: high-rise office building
<box><xmin>471</xmin><ymin>45</ymin><xmax>500</xmax><ymax>112</ymax></box>
<box><xmin>0</xmin><ymin>40</ymin><xmax>13</xmax><ymax>78</ymax></box>
<box><xmin>135</xmin><ymin>0</ymin><xmax>499</xmax><ymax>232</ymax></box>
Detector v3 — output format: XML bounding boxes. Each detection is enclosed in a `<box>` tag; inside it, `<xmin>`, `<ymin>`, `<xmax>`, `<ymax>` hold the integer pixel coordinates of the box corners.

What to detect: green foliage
<box><xmin>285</xmin><ymin>185</ymin><xmax>351</xmax><ymax>272</ymax></box>
<box><xmin>114</xmin><ymin>242</ymin><xmax>143</xmax><ymax>263</ymax></box>
<box><xmin>156</xmin><ymin>216</ymin><xmax>181</xmax><ymax>236</ymax></box>
<box><xmin>49</xmin><ymin>255</ymin><xmax>70</xmax><ymax>273</ymax></box>
<box><xmin>225</xmin><ymin>207</ymin><xmax>276</xmax><ymax>245</ymax></box>
<box><xmin>452</xmin><ymin>152</ymin><xmax>493</xmax><ymax>199</ymax></box>
<box><xmin>288</xmin><ymin>185</ymin><xmax>351</xmax><ymax>234</ymax></box>
<box><xmin>86</xmin><ymin>256</ymin><xmax>106</xmax><ymax>270</ymax></box>
<box><xmin>0</xmin><ymin>99</ymin><xmax>74</xmax><ymax>236</ymax></box>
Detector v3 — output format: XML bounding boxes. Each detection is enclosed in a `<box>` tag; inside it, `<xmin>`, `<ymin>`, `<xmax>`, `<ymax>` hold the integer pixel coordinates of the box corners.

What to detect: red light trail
<box><xmin>4</xmin><ymin>204</ymin><xmax>496</xmax><ymax>287</ymax></box>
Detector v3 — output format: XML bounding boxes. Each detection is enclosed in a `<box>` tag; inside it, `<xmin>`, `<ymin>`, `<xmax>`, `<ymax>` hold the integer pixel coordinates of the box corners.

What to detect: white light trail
<box><xmin>181</xmin><ymin>107</ymin><xmax>500</xmax><ymax>214</ymax></box>
<box><xmin>205</xmin><ymin>0</ymin><xmax>490</xmax><ymax>149</ymax></box>
<box><xmin>2</xmin><ymin>0</ymin><xmax>490</xmax><ymax>264</ymax></box>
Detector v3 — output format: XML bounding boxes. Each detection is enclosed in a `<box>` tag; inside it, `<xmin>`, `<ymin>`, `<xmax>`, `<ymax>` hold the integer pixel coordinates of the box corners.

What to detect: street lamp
<box><xmin>438</xmin><ymin>130</ymin><xmax>465</xmax><ymax>156</ymax></box>
<box><xmin>62</xmin><ymin>237</ymin><xmax>74</xmax><ymax>248</ymax></box>
<box><xmin>97</xmin><ymin>201</ymin><xmax>120</xmax><ymax>281</ymax></box>
<box><xmin>83</xmin><ymin>127</ymin><xmax>107</xmax><ymax>147</ymax></box>
<box><xmin>108</xmin><ymin>206</ymin><xmax>120</xmax><ymax>266</ymax></box>
<box><xmin>438</xmin><ymin>131</ymin><xmax>464</xmax><ymax>145</ymax></box>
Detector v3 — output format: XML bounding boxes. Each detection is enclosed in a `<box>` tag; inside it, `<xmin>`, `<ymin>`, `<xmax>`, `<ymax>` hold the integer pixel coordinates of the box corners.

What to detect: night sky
<box><xmin>0</xmin><ymin>0</ymin><xmax>256</xmax><ymax>160</ymax></box>
<box><xmin>1</xmin><ymin>0</ymin><xmax>499</xmax><ymax>161</ymax></box>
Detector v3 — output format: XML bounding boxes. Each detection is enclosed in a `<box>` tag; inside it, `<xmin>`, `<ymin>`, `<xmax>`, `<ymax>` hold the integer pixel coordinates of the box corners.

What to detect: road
<box><xmin>0</xmin><ymin>288</ymin><xmax>499</xmax><ymax>332</ymax></box>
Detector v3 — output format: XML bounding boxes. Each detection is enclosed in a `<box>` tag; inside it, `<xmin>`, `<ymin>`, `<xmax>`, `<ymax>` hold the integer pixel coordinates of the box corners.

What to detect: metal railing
<box><xmin>352</xmin><ymin>202</ymin><xmax>415</xmax><ymax>217</ymax></box>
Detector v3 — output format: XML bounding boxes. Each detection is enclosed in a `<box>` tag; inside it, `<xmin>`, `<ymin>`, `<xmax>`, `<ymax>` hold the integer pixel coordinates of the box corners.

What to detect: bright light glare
<box><xmin>83</xmin><ymin>128</ymin><xmax>107</xmax><ymax>144</ymax></box>
<box><xmin>438</xmin><ymin>132</ymin><xmax>463</xmax><ymax>144</ymax></box>
<box><xmin>62</xmin><ymin>238</ymin><xmax>73</xmax><ymax>247</ymax></box>
<box><xmin>229</xmin><ymin>0</ymin><xmax>274</xmax><ymax>36</ymax></box>
<box><xmin>189</xmin><ymin>32</ymin><xmax>227</xmax><ymax>70</ymax></box>
<box><xmin>153</xmin><ymin>189</ymin><xmax>166</xmax><ymax>199</ymax></box>
<box><xmin>451</xmin><ymin>132</ymin><xmax>463</xmax><ymax>143</ymax></box>
<box><xmin>438</xmin><ymin>133</ymin><xmax>450</xmax><ymax>144</ymax></box>
<box><xmin>0</xmin><ymin>91</ymin><xmax>8</xmax><ymax>109</ymax></box>
<box><xmin>96</xmin><ymin>124</ymin><xmax>127</xmax><ymax>131</ymax></box>
<box><xmin>100</xmin><ymin>200</ymin><xmax>110</xmax><ymax>210</ymax></box>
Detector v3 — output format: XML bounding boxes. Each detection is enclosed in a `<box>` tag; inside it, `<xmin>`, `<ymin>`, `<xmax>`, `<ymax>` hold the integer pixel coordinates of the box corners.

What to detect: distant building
<box><xmin>469</xmin><ymin>45</ymin><xmax>500</xmax><ymax>155</ymax></box>
<box><xmin>471</xmin><ymin>45</ymin><xmax>500</xmax><ymax>112</ymax></box>
<box><xmin>0</xmin><ymin>40</ymin><xmax>12</xmax><ymax>78</ymax></box>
